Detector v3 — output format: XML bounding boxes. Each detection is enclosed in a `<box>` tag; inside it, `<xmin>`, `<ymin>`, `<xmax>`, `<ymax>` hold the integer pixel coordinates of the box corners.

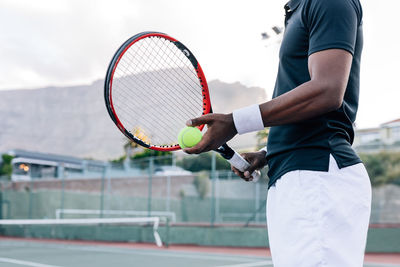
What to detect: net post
<box><xmin>152</xmin><ymin>217</ymin><xmax>162</xmax><ymax>247</ymax></box>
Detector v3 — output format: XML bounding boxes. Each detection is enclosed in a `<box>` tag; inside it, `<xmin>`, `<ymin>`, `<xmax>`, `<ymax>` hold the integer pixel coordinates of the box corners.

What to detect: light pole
<box><xmin>261</xmin><ymin>26</ymin><xmax>283</xmax><ymax>47</ymax></box>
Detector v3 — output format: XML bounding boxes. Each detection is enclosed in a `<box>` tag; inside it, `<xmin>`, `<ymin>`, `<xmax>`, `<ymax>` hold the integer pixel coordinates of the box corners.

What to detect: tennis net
<box><xmin>0</xmin><ymin>217</ymin><xmax>163</xmax><ymax>247</ymax></box>
<box><xmin>55</xmin><ymin>209</ymin><xmax>176</xmax><ymax>222</ymax></box>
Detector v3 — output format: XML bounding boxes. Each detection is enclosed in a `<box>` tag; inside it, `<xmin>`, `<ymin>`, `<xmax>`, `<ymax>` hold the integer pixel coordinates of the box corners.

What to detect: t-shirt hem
<box><xmin>268</xmin><ymin>165</ymin><xmax>329</xmax><ymax>189</ymax></box>
<box><xmin>334</xmin><ymin>158</ymin><xmax>362</xmax><ymax>169</ymax></box>
<box><xmin>267</xmin><ymin>158</ymin><xmax>363</xmax><ymax>189</ymax></box>
<box><xmin>308</xmin><ymin>43</ymin><xmax>354</xmax><ymax>56</ymax></box>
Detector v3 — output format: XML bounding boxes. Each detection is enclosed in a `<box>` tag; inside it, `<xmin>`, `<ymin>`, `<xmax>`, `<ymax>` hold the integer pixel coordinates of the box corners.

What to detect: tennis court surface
<box><xmin>1</xmin><ymin>237</ymin><xmax>399</xmax><ymax>267</ymax></box>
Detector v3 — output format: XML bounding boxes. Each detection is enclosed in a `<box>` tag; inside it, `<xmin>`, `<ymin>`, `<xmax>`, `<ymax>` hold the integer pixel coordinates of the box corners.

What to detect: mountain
<box><xmin>0</xmin><ymin>79</ymin><xmax>267</xmax><ymax>160</ymax></box>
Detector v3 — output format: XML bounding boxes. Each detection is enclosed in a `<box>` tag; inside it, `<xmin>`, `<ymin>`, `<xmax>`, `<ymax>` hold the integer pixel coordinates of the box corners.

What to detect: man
<box><xmin>185</xmin><ymin>0</ymin><xmax>371</xmax><ymax>266</ymax></box>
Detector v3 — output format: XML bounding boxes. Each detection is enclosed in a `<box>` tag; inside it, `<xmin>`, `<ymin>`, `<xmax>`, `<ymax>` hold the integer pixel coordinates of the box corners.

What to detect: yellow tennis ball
<box><xmin>178</xmin><ymin>127</ymin><xmax>202</xmax><ymax>149</ymax></box>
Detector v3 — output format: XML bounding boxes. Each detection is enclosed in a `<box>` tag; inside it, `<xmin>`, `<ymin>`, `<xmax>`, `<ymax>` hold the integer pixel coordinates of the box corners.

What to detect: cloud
<box><xmin>0</xmin><ymin>0</ymin><xmax>399</xmax><ymax>128</ymax></box>
<box><xmin>0</xmin><ymin>0</ymin><xmax>286</xmax><ymax>89</ymax></box>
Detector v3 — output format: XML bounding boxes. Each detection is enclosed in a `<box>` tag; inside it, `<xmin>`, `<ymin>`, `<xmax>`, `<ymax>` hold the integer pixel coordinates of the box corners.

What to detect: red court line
<box><xmin>365</xmin><ymin>253</ymin><xmax>400</xmax><ymax>264</ymax></box>
<box><xmin>369</xmin><ymin>224</ymin><xmax>400</xmax><ymax>229</ymax></box>
<box><xmin>1</xmin><ymin>236</ymin><xmax>399</xmax><ymax>264</ymax></box>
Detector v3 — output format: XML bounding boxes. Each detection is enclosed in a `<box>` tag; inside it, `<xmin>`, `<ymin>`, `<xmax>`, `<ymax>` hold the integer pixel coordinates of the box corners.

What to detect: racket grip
<box><xmin>228</xmin><ymin>151</ymin><xmax>260</xmax><ymax>183</ymax></box>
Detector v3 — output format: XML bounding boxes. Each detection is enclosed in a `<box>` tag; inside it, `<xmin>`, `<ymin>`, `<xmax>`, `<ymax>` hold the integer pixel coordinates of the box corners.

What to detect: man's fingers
<box><xmin>243</xmin><ymin>159</ymin><xmax>260</xmax><ymax>179</ymax></box>
<box><xmin>186</xmin><ymin>114</ymin><xmax>213</xmax><ymax>127</ymax></box>
<box><xmin>183</xmin><ymin>139</ymin><xmax>211</xmax><ymax>154</ymax></box>
<box><xmin>183</xmin><ymin>125</ymin><xmax>218</xmax><ymax>154</ymax></box>
<box><xmin>232</xmin><ymin>165</ymin><xmax>254</xmax><ymax>182</ymax></box>
<box><xmin>240</xmin><ymin>153</ymin><xmax>254</xmax><ymax>178</ymax></box>
<box><xmin>231</xmin><ymin>166</ymin><xmax>245</xmax><ymax>178</ymax></box>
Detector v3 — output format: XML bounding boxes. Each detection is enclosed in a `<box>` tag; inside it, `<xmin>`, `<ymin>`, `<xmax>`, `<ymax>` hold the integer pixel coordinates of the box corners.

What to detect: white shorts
<box><xmin>267</xmin><ymin>155</ymin><xmax>372</xmax><ymax>267</ymax></box>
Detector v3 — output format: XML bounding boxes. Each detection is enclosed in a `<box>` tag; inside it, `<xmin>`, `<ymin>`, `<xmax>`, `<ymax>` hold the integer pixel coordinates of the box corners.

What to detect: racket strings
<box><xmin>151</xmin><ymin>38</ymin><xmax>203</xmax><ymax>91</ymax></box>
<box><xmin>116</xmin><ymin>50</ymin><xmax>199</xmax><ymax>126</ymax></box>
<box><xmin>111</xmin><ymin>36</ymin><xmax>204</xmax><ymax>147</ymax></box>
<box><xmin>123</xmin><ymin>43</ymin><xmax>202</xmax><ymax>113</ymax></box>
<box><xmin>138</xmin><ymin>37</ymin><xmax>203</xmax><ymax>102</ymax></box>
<box><xmin>134</xmin><ymin>38</ymin><xmax>203</xmax><ymax>107</ymax></box>
<box><xmin>111</xmin><ymin>81</ymin><xmax>179</xmax><ymax>143</ymax></box>
<box><xmin>122</xmin><ymin>38</ymin><xmax>201</xmax><ymax>112</ymax></box>
<box><xmin>112</xmin><ymin>70</ymin><xmax>186</xmax><ymax>144</ymax></box>
<box><xmin>116</xmin><ymin>56</ymin><xmax>196</xmax><ymax>120</ymax></box>
<box><xmin>113</xmin><ymin>64</ymin><xmax>195</xmax><ymax>145</ymax></box>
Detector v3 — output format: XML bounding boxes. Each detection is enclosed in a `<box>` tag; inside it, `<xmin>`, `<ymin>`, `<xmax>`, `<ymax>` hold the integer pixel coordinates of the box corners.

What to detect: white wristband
<box><xmin>259</xmin><ymin>147</ymin><xmax>267</xmax><ymax>153</ymax></box>
<box><xmin>232</xmin><ymin>104</ymin><xmax>264</xmax><ymax>134</ymax></box>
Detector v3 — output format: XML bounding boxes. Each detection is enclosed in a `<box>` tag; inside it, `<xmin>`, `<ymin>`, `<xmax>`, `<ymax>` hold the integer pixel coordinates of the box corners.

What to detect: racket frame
<box><xmin>104</xmin><ymin>32</ymin><xmax>211</xmax><ymax>151</ymax></box>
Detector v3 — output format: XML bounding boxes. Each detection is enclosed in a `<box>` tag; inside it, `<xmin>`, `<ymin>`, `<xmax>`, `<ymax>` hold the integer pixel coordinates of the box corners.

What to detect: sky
<box><xmin>0</xmin><ymin>0</ymin><xmax>399</xmax><ymax>129</ymax></box>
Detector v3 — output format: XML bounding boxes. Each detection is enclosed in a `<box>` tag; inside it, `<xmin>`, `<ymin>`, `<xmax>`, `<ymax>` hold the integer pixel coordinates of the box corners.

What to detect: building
<box><xmin>0</xmin><ymin>149</ymin><xmax>180</xmax><ymax>181</ymax></box>
<box><xmin>1</xmin><ymin>149</ymin><xmax>106</xmax><ymax>181</ymax></box>
<box><xmin>354</xmin><ymin>118</ymin><xmax>400</xmax><ymax>153</ymax></box>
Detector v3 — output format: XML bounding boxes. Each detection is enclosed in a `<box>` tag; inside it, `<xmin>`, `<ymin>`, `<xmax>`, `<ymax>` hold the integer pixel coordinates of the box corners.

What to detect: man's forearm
<box><xmin>260</xmin><ymin>79</ymin><xmax>343</xmax><ymax>127</ymax></box>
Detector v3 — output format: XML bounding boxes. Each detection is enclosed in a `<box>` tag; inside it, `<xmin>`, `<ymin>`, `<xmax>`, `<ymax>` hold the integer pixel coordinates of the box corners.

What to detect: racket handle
<box><xmin>227</xmin><ymin>151</ymin><xmax>260</xmax><ymax>183</ymax></box>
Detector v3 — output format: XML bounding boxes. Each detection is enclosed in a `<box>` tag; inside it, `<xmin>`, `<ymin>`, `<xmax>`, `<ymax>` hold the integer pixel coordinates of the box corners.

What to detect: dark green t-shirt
<box><xmin>266</xmin><ymin>0</ymin><xmax>363</xmax><ymax>187</ymax></box>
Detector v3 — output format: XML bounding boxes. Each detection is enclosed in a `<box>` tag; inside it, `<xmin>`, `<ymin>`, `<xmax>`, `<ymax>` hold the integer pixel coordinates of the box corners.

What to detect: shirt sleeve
<box><xmin>305</xmin><ymin>0</ymin><xmax>361</xmax><ymax>56</ymax></box>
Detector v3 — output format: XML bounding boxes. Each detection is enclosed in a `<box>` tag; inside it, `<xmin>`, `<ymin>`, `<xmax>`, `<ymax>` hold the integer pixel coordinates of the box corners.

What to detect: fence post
<box><xmin>172</xmin><ymin>154</ymin><xmax>176</xmax><ymax>167</ymax></box>
<box><xmin>60</xmin><ymin>164</ymin><xmax>65</xmax><ymax>219</ymax></box>
<box><xmin>210</xmin><ymin>152</ymin><xmax>216</xmax><ymax>226</ymax></box>
<box><xmin>147</xmin><ymin>157</ymin><xmax>154</xmax><ymax>217</ymax></box>
<box><xmin>166</xmin><ymin>175</ymin><xmax>171</xmax><ymax>212</ymax></box>
<box><xmin>215</xmin><ymin>171</ymin><xmax>220</xmax><ymax>223</ymax></box>
<box><xmin>28</xmin><ymin>179</ymin><xmax>33</xmax><ymax>219</ymax></box>
<box><xmin>255</xmin><ymin>182</ymin><xmax>260</xmax><ymax>222</ymax></box>
<box><xmin>0</xmin><ymin>184</ymin><xmax>2</xmax><ymax>234</ymax></box>
<box><xmin>106</xmin><ymin>164</ymin><xmax>112</xmax><ymax>201</ymax></box>
<box><xmin>100</xmin><ymin>165</ymin><xmax>106</xmax><ymax>218</ymax></box>
<box><xmin>0</xmin><ymin>186</ymin><xmax>2</xmax><ymax>220</ymax></box>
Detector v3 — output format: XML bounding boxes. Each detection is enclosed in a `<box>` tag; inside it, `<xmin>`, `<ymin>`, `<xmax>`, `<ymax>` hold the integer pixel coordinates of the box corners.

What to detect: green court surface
<box><xmin>0</xmin><ymin>239</ymin><xmax>399</xmax><ymax>267</ymax></box>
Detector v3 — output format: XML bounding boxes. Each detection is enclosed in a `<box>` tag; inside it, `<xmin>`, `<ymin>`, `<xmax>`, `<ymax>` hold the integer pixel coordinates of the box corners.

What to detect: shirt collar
<box><xmin>285</xmin><ymin>0</ymin><xmax>301</xmax><ymax>12</ymax></box>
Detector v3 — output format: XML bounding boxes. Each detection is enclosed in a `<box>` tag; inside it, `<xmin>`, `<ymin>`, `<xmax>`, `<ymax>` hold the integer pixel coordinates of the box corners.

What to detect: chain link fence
<box><xmin>0</xmin><ymin>153</ymin><xmax>399</xmax><ymax>224</ymax></box>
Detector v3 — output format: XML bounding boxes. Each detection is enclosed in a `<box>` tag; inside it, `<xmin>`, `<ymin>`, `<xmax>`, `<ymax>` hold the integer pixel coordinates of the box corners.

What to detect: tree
<box><xmin>193</xmin><ymin>172</ymin><xmax>210</xmax><ymax>199</ymax></box>
<box><xmin>131</xmin><ymin>150</ymin><xmax>173</xmax><ymax>169</ymax></box>
<box><xmin>256</xmin><ymin>128</ymin><xmax>269</xmax><ymax>150</ymax></box>
<box><xmin>123</xmin><ymin>138</ymin><xmax>140</xmax><ymax>157</ymax></box>
<box><xmin>178</xmin><ymin>152</ymin><xmax>231</xmax><ymax>172</ymax></box>
<box><xmin>360</xmin><ymin>152</ymin><xmax>400</xmax><ymax>186</ymax></box>
<box><xmin>0</xmin><ymin>154</ymin><xmax>14</xmax><ymax>180</ymax></box>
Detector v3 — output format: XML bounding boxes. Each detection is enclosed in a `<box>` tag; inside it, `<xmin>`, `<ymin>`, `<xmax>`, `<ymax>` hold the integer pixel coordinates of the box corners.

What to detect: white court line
<box><xmin>216</xmin><ymin>260</ymin><xmax>274</xmax><ymax>267</ymax></box>
<box><xmin>0</xmin><ymin>257</ymin><xmax>62</xmax><ymax>267</ymax></box>
<box><xmin>69</xmin><ymin>245</ymin><xmax>262</xmax><ymax>262</ymax></box>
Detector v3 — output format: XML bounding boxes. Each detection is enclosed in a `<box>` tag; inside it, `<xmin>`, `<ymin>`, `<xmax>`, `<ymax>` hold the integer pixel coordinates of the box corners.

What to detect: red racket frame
<box><xmin>104</xmin><ymin>32</ymin><xmax>212</xmax><ymax>151</ymax></box>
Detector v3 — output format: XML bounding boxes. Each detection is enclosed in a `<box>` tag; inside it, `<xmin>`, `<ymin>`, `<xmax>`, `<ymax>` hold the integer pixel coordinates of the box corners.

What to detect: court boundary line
<box><xmin>0</xmin><ymin>257</ymin><xmax>63</xmax><ymax>267</ymax></box>
<box><xmin>216</xmin><ymin>260</ymin><xmax>274</xmax><ymax>267</ymax></box>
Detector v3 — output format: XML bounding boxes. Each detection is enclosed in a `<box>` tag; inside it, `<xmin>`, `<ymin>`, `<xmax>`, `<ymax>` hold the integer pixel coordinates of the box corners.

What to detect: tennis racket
<box><xmin>104</xmin><ymin>32</ymin><xmax>260</xmax><ymax>182</ymax></box>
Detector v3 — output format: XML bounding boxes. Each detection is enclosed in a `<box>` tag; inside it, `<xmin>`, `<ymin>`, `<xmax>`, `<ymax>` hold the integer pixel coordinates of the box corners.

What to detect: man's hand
<box><xmin>183</xmin><ymin>113</ymin><xmax>237</xmax><ymax>154</ymax></box>
<box><xmin>232</xmin><ymin>150</ymin><xmax>267</xmax><ymax>182</ymax></box>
